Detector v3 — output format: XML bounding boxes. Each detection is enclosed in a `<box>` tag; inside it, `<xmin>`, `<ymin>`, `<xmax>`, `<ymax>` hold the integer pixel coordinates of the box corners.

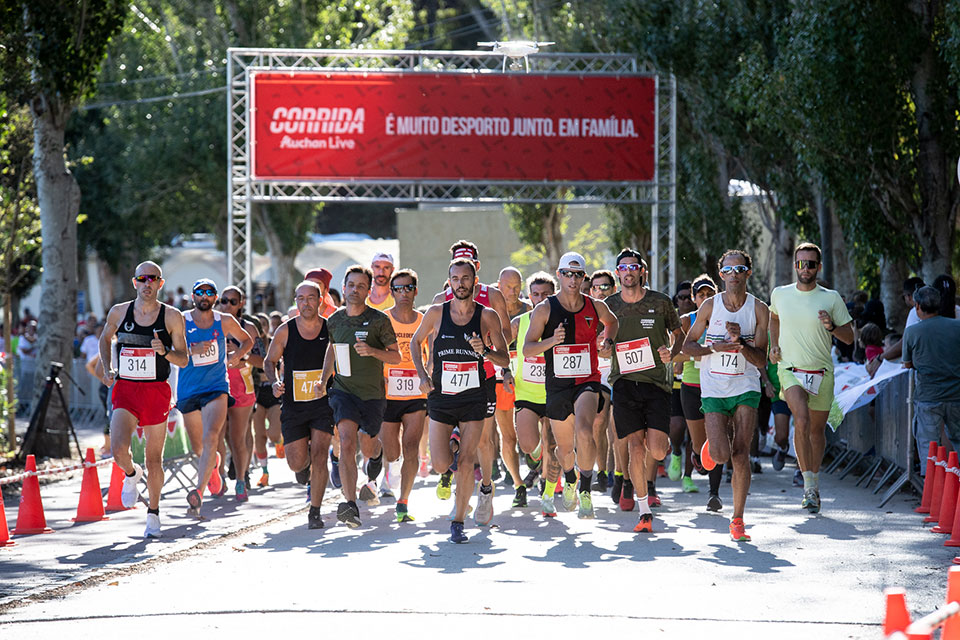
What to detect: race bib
<box><xmin>598</xmin><ymin>356</ymin><xmax>612</xmax><ymax>373</ymax></box>
<box><xmin>522</xmin><ymin>356</ymin><xmax>546</xmax><ymax>384</ymax></box>
<box><xmin>441</xmin><ymin>361</ymin><xmax>480</xmax><ymax>395</ymax></box>
<box><xmin>793</xmin><ymin>368</ymin><xmax>824</xmax><ymax>396</ymax></box>
<box><xmin>191</xmin><ymin>340</ymin><xmax>219</xmax><ymax>366</ymax></box>
<box><xmin>709</xmin><ymin>349</ymin><xmax>746</xmax><ymax>376</ymax></box>
<box><xmin>388</xmin><ymin>368</ymin><xmax>420</xmax><ymax>397</ymax></box>
<box><xmin>615</xmin><ymin>338</ymin><xmax>655</xmax><ymax>374</ymax></box>
<box><xmin>292</xmin><ymin>369</ymin><xmax>324</xmax><ymax>402</ymax></box>
<box><xmin>334</xmin><ymin>343</ymin><xmax>352</xmax><ymax>377</ymax></box>
<box><xmin>554</xmin><ymin>344</ymin><xmax>591</xmax><ymax>378</ymax></box>
<box><xmin>119</xmin><ymin>347</ymin><xmax>155</xmax><ymax>380</ymax></box>
<box><xmin>495</xmin><ymin>351</ymin><xmax>518</xmax><ymax>381</ymax></box>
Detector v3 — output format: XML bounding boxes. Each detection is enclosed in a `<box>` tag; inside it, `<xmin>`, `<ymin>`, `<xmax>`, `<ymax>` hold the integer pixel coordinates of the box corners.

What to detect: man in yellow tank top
<box><xmin>367</xmin><ymin>252</ymin><xmax>396</xmax><ymax>311</ymax></box>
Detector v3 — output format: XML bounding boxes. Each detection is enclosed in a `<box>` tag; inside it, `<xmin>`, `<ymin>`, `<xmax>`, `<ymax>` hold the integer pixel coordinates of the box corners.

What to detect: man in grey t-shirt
<box><xmin>903</xmin><ymin>286</ymin><xmax>960</xmax><ymax>459</ymax></box>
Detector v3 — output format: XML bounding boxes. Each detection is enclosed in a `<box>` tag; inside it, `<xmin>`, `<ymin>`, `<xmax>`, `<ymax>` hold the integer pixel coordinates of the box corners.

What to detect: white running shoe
<box><xmin>144</xmin><ymin>513</ymin><xmax>161</xmax><ymax>539</ymax></box>
<box><xmin>387</xmin><ymin>460</ymin><xmax>402</xmax><ymax>491</ymax></box>
<box><xmin>475</xmin><ymin>484</ymin><xmax>495</xmax><ymax>526</ymax></box>
<box><xmin>359</xmin><ymin>481</ymin><xmax>380</xmax><ymax>506</ymax></box>
<box><xmin>121</xmin><ymin>463</ymin><xmax>143</xmax><ymax>508</ymax></box>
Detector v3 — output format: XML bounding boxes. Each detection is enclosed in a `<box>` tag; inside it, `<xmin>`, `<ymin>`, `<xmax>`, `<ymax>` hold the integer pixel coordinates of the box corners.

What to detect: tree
<box><xmin>0</xmin><ymin>0</ymin><xmax>126</xmax><ymax>457</ymax></box>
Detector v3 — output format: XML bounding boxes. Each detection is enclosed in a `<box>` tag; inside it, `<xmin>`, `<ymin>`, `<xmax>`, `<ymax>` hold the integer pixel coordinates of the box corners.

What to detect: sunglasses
<box><xmin>219</xmin><ymin>297</ymin><xmax>239</xmax><ymax>306</ymax></box>
<box><xmin>796</xmin><ymin>260</ymin><xmax>819</xmax><ymax>270</ymax></box>
<box><xmin>591</xmin><ymin>283</ymin><xmax>614</xmax><ymax>291</ymax></box>
<box><xmin>193</xmin><ymin>289</ymin><xmax>217</xmax><ymax>297</ymax></box>
<box><xmin>391</xmin><ymin>284</ymin><xmax>416</xmax><ymax>292</ymax></box>
<box><xmin>676</xmin><ymin>293</ymin><xmax>691</xmax><ymax>301</ymax></box>
<box><xmin>134</xmin><ymin>275</ymin><xmax>162</xmax><ymax>283</ymax></box>
<box><xmin>616</xmin><ymin>263</ymin><xmax>642</xmax><ymax>272</ymax></box>
<box><xmin>719</xmin><ymin>265</ymin><xmax>750</xmax><ymax>275</ymax></box>
<box><xmin>559</xmin><ymin>269</ymin><xmax>585</xmax><ymax>279</ymax></box>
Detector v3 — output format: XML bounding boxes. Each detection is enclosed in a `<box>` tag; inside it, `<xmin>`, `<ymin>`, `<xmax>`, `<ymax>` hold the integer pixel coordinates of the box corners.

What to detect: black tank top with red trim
<box><xmin>543</xmin><ymin>295</ymin><xmax>601</xmax><ymax>392</ymax></box>
<box><xmin>115</xmin><ymin>302</ymin><xmax>173</xmax><ymax>382</ymax></box>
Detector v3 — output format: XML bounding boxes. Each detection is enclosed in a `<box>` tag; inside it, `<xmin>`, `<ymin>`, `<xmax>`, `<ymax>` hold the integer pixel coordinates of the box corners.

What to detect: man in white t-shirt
<box><xmin>82</xmin><ymin>322</ymin><xmax>111</xmax><ymax>455</ymax></box>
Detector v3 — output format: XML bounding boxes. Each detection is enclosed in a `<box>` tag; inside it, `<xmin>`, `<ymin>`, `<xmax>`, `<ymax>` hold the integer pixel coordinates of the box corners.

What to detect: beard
<box><xmin>374</xmin><ymin>275</ymin><xmax>389</xmax><ymax>285</ymax></box>
<box><xmin>195</xmin><ymin>298</ymin><xmax>213</xmax><ymax>311</ymax></box>
<box><xmin>453</xmin><ymin>286</ymin><xmax>473</xmax><ymax>300</ymax></box>
<box><xmin>797</xmin><ymin>271</ymin><xmax>817</xmax><ymax>285</ymax></box>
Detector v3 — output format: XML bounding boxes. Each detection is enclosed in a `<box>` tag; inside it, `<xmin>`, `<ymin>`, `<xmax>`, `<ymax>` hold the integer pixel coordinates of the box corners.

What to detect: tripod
<box><xmin>17</xmin><ymin>361</ymin><xmax>83</xmax><ymax>463</ymax></box>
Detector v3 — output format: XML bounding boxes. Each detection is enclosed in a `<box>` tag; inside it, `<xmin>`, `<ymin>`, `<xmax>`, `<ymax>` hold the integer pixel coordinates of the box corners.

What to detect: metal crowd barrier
<box><xmin>14</xmin><ymin>356</ymin><xmax>107</xmax><ymax>430</ymax></box>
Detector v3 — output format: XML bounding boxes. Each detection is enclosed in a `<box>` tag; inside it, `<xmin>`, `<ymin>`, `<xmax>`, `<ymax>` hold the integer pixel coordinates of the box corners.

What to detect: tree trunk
<box><xmin>772</xmin><ymin>214</ymin><xmax>794</xmax><ymax>290</ymax></box>
<box><xmin>880</xmin><ymin>256</ymin><xmax>908</xmax><ymax>332</ymax></box>
<box><xmin>255</xmin><ymin>204</ymin><xmax>298</xmax><ymax>307</ymax></box>
<box><xmin>541</xmin><ymin>203</ymin><xmax>565</xmax><ymax>268</ymax></box>
<box><xmin>30</xmin><ymin>101</ymin><xmax>79</xmax><ymax>458</ymax></box>
<box><xmin>831</xmin><ymin>205</ymin><xmax>857</xmax><ymax>298</ymax></box>
<box><xmin>814</xmin><ymin>179</ymin><xmax>834</xmax><ymax>286</ymax></box>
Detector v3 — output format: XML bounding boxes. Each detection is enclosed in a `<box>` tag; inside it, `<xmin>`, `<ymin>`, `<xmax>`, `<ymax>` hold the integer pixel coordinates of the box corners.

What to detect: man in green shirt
<box><xmin>769</xmin><ymin>242</ymin><xmax>854</xmax><ymax>514</ymax></box>
<box><xmin>320</xmin><ymin>265</ymin><xmax>400</xmax><ymax>528</ymax></box>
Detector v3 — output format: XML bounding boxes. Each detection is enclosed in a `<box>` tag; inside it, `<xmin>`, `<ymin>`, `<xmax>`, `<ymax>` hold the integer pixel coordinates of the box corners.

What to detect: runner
<box><xmin>494</xmin><ymin>266</ymin><xmax>531</xmax><ymax>504</ymax></box>
<box><xmin>380</xmin><ymin>268</ymin><xmax>428</xmax><ymax>523</ymax></box>
<box><xmin>305</xmin><ymin>267</ymin><xmax>340</xmax><ymax>488</ymax></box>
<box><xmin>523</xmin><ymin>252</ymin><xmax>619</xmax><ymax>520</ymax></box>
<box><xmin>411</xmin><ymin>258</ymin><xmax>511</xmax><ymax>542</ymax></box>
<box><xmin>589</xmin><ymin>269</ymin><xmax>618</xmax><ymax>493</ymax></box>
<box><xmin>319</xmin><ymin>265</ymin><xmax>400</xmax><ymax>528</ymax></box>
<box><xmin>218</xmin><ymin>286</ymin><xmax>264</xmax><ymax>501</ymax></box>
<box><xmin>668</xmin><ymin>281</ymin><xmax>697</xmax><ymax>491</ymax></box>
<box><xmin>98</xmin><ymin>261</ymin><xmax>188</xmax><ymax>538</ymax></box>
<box><xmin>264</xmin><ymin>281</ymin><xmax>335</xmax><ymax>529</ymax></box>
<box><xmin>683</xmin><ymin>250</ymin><xmax>769</xmax><ymax>541</ymax></box>
<box><xmin>367</xmin><ymin>252</ymin><xmax>396</xmax><ymax>311</ymax></box>
<box><xmin>510</xmin><ymin>272</ymin><xmax>557</xmax><ymax>513</ymax></box>
<box><xmin>432</xmin><ymin>241</ymin><xmax>512</xmax><ymax>525</ymax></box>
<box><xmin>679</xmin><ymin>275</ymin><xmax>725</xmax><ymax>511</ymax></box>
<box><xmin>177</xmin><ymin>278</ymin><xmax>253</xmax><ymax>518</ymax></box>
<box><xmin>770</xmin><ymin>242</ymin><xmax>854</xmax><ymax>513</ymax></box>
<box><xmin>602</xmin><ymin>249</ymin><xmax>680</xmax><ymax>532</ymax></box>
<box><xmin>252</xmin><ymin>315</ymin><xmax>283</xmax><ymax>488</ymax></box>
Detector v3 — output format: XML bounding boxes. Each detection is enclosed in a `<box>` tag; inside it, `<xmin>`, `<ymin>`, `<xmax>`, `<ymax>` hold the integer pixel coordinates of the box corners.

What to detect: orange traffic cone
<box><xmin>943</xmin><ymin>484</ymin><xmax>960</xmax><ymax>547</ymax></box>
<box><xmin>105</xmin><ymin>462</ymin><xmax>134</xmax><ymax>512</ymax></box>
<box><xmin>73</xmin><ymin>448</ymin><xmax>109</xmax><ymax>523</ymax></box>
<box><xmin>935</xmin><ymin>453</ymin><xmax>960</xmax><ymax>534</ymax></box>
<box><xmin>883</xmin><ymin>587</ymin><xmax>911</xmax><ymax>636</ymax></box>
<box><xmin>917</xmin><ymin>442</ymin><xmax>939</xmax><ymax>513</ymax></box>
<box><xmin>926</xmin><ymin>447</ymin><xmax>948</xmax><ymax>524</ymax></box>
<box><xmin>13</xmin><ymin>455</ymin><xmax>53</xmax><ymax>535</ymax></box>
<box><xmin>942</xmin><ymin>567</ymin><xmax>960</xmax><ymax>639</ymax></box>
<box><xmin>0</xmin><ymin>494</ymin><xmax>15</xmax><ymax>547</ymax></box>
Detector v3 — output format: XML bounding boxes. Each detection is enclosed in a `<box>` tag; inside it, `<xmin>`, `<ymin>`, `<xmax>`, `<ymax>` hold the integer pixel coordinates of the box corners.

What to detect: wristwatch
<box><xmin>482</xmin><ymin>345</ymin><xmax>492</xmax><ymax>356</ymax></box>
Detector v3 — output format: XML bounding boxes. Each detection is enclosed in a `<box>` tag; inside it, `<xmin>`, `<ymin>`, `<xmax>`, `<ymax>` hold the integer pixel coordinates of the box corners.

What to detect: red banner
<box><xmin>251</xmin><ymin>72</ymin><xmax>655</xmax><ymax>182</ymax></box>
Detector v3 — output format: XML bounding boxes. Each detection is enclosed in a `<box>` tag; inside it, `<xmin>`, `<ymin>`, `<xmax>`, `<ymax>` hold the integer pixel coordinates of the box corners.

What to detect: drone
<box><xmin>477</xmin><ymin>40</ymin><xmax>555</xmax><ymax>72</ymax></box>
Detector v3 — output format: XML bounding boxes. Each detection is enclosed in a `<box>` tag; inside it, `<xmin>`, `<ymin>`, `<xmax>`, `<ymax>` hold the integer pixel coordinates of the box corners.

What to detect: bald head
<box><xmin>498</xmin><ymin>266</ymin><xmax>523</xmax><ymax>305</ymax></box>
<box><xmin>135</xmin><ymin>261</ymin><xmax>162</xmax><ymax>278</ymax></box>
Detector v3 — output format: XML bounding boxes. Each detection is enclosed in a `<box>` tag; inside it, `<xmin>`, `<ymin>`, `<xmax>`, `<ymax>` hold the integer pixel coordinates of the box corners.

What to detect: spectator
<box><xmin>17</xmin><ymin>320</ymin><xmax>37</xmax><ymax>360</ymax></box>
<box><xmin>903</xmin><ymin>286</ymin><xmax>960</xmax><ymax>461</ymax></box>
<box><xmin>933</xmin><ymin>274</ymin><xmax>957</xmax><ymax>319</ymax></box>
<box><xmin>881</xmin><ymin>277</ymin><xmax>926</xmax><ymax>361</ymax></box>
<box><xmin>860</xmin><ymin>323</ymin><xmax>884</xmax><ymax>363</ymax></box>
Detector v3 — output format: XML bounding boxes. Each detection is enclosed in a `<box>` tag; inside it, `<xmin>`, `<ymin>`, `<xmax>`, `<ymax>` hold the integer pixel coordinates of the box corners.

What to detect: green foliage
<box><xmin>0</xmin><ymin>104</ymin><xmax>42</xmax><ymax>300</ymax></box>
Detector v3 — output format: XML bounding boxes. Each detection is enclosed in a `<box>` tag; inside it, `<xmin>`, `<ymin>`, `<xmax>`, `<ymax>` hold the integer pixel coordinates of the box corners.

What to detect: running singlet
<box><xmin>177</xmin><ymin>310</ymin><xmax>229</xmax><ymax>398</ymax></box>
<box><xmin>700</xmin><ymin>293</ymin><xmax>760</xmax><ymax>398</ymax></box>
<box><xmin>681</xmin><ymin>312</ymin><xmax>702</xmax><ymax>386</ymax></box>
<box><xmin>385</xmin><ymin>310</ymin><xmax>427</xmax><ymax>401</ymax></box>
<box><xmin>115</xmin><ymin>302</ymin><xmax>173</xmax><ymax>382</ymax></box>
<box><xmin>367</xmin><ymin>291</ymin><xmax>395</xmax><ymax>311</ymax></box>
<box><xmin>281</xmin><ymin>317</ymin><xmax>330</xmax><ymax>419</ymax></box>
<box><xmin>429</xmin><ymin>302</ymin><xmax>487</xmax><ymax>404</ymax></box>
<box><xmin>512</xmin><ymin>311</ymin><xmax>546</xmax><ymax>404</ymax></box>
<box><xmin>445</xmin><ymin>283</ymin><xmax>498</xmax><ymax>379</ymax></box>
<box><xmin>542</xmin><ymin>295</ymin><xmax>601</xmax><ymax>393</ymax></box>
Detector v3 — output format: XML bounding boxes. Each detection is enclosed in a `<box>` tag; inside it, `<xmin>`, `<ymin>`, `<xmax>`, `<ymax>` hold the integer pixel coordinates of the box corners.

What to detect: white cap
<box><xmin>371</xmin><ymin>252</ymin><xmax>394</xmax><ymax>266</ymax></box>
<box><xmin>557</xmin><ymin>251</ymin><xmax>587</xmax><ymax>271</ymax></box>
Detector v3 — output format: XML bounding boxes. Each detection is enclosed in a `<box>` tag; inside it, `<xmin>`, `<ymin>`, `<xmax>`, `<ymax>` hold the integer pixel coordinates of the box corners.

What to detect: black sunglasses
<box><xmin>391</xmin><ymin>284</ymin><xmax>416</xmax><ymax>292</ymax></box>
<box><xmin>559</xmin><ymin>269</ymin><xmax>585</xmax><ymax>279</ymax></box>
<box><xmin>134</xmin><ymin>275</ymin><xmax>162</xmax><ymax>283</ymax></box>
<box><xmin>219</xmin><ymin>297</ymin><xmax>239</xmax><ymax>305</ymax></box>
<box><xmin>591</xmin><ymin>283</ymin><xmax>614</xmax><ymax>291</ymax></box>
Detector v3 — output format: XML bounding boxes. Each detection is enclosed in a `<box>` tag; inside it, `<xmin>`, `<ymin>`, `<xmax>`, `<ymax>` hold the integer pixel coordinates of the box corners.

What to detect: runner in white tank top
<box><xmin>700</xmin><ymin>292</ymin><xmax>761</xmax><ymax>399</ymax></box>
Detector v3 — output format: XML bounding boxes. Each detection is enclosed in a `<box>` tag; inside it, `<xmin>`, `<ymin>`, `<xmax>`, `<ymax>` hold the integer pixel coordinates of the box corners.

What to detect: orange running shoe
<box><xmin>207</xmin><ymin>452</ymin><xmax>223</xmax><ymax>496</ymax></box>
<box><xmin>700</xmin><ymin>441</ymin><xmax>717</xmax><ymax>471</ymax></box>
<box><xmin>274</xmin><ymin>440</ymin><xmax>285</xmax><ymax>459</ymax></box>
<box><xmin>257</xmin><ymin>471</ymin><xmax>269</xmax><ymax>488</ymax></box>
<box><xmin>633</xmin><ymin>513</ymin><xmax>653</xmax><ymax>533</ymax></box>
<box><xmin>729</xmin><ymin>517</ymin><xmax>751</xmax><ymax>542</ymax></box>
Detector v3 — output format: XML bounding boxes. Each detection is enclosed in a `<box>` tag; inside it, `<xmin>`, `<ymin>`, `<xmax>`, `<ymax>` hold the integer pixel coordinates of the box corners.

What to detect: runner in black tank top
<box><xmin>115</xmin><ymin>302</ymin><xmax>173</xmax><ymax>382</ymax></box>
<box><xmin>281</xmin><ymin>318</ymin><xmax>334</xmax><ymax>431</ymax></box>
<box><xmin>429</xmin><ymin>302</ymin><xmax>488</xmax><ymax>412</ymax></box>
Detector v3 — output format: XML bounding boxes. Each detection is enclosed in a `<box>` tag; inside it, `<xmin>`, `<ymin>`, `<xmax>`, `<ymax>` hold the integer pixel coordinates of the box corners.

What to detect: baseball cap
<box><xmin>692</xmin><ymin>277</ymin><xmax>716</xmax><ymax>293</ymax></box>
<box><xmin>193</xmin><ymin>278</ymin><xmax>218</xmax><ymax>293</ymax></box>
<box><xmin>372</xmin><ymin>252</ymin><xmax>394</xmax><ymax>266</ymax></box>
<box><xmin>304</xmin><ymin>268</ymin><xmax>333</xmax><ymax>289</ymax></box>
<box><xmin>557</xmin><ymin>252</ymin><xmax>587</xmax><ymax>272</ymax></box>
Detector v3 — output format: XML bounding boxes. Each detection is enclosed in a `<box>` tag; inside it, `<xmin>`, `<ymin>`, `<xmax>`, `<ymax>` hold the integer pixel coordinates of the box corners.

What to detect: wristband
<box><xmin>482</xmin><ymin>345</ymin><xmax>492</xmax><ymax>356</ymax></box>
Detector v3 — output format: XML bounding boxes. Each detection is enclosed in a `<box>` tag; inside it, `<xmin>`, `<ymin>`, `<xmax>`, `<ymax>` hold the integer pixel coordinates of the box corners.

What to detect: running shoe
<box><xmin>257</xmin><ymin>471</ymin><xmax>269</xmax><ymax>488</ymax></box>
<box><xmin>387</xmin><ymin>460</ymin><xmax>402</xmax><ymax>491</ymax></box>
<box><xmin>657</xmin><ymin>463</ymin><xmax>667</xmax><ymax>478</ymax></box>
<box><xmin>380</xmin><ymin>483</ymin><xmax>395</xmax><ymax>500</ymax></box>
<box><xmin>330</xmin><ymin>451</ymin><xmax>341</xmax><ymax>489</ymax></box>
<box><xmin>707</xmin><ymin>492</ymin><xmax>723</xmax><ymax>512</ymax></box>
<box><xmin>751</xmin><ymin>457</ymin><xmax>762</xmax><ymax>474</ymax></box>
<box><xmin>336</xmin><ymin>501</ymin><xmax>361</xmax><ymax>528</ymax></box>
<box><xmin>541</xmin><ymin>493</ymin><xmax>557</xmax><ymax>517</ymax></box>
<box><xmin>503</xmin><ymin>469</ymin><xmax>513</xmax><ymax>488</ymax></box>
<box><xmin>144</xmin><ymin>513</ymin><xmax>161</xmax><ymax>539</ymax></box>
<box><xmin>450</xmin><ymin>520</ymin><xmax>468</xmax><ymax>544</ymax></box>
<box><xmin>681</xmin><ymin>476</ymin><xmax>698</xmax><ymax>493</ymax></box>
<box><xmin>611</xmin><ymin>474</ymin><xmax>624</xmax><ymax>504</ymax></box>
<box><xmin>436</xmin><ymin>471</ymin><xmax>453</xmax><ymax>500</ymax></box>
<box><xmin>667</xmin><ymin>453</ymin><xmax>682</xmax><ymax>481</ymax></box>
<box><xmin>699</xmin><ymin>441</ymin><xmax>717</xmax><ymax>471</ymax></box>
<box><xmin>522</xmin><ymin>467</ymin><xmax>540</xmax><ymax>489</ymax></box>
<box><xmin>633</xmin><ymin>513</ymin><xmax>653</xmax><ymax>533</ymax></box>
<box><xmin>396</xmin><ymin>503</ymin><xmax>415</xmax><ymax>523</ymax></box>
<box><xmin>772</xmin><ymin>447</ymin><xmax>788</xmax><ymax>471</ymax></box>
<box><xmin>792</xmin><ymin>468</ymin><xmax>803</xmax><ymax>487</ymax></box>
<box><xmin>295</xmin><ymin>464</ymin><xmax>311</xmax><ymax>485</ymax></box>
<box><xmin>418</xmin><ymin>457</ymin><xmax>430</xmax><ymax>478</ymax></box>
<box><xmin>308</xmin><ymin>505</ymin><xmax>324</xmax><ymax>530</ymax></box>
<box><xmin>227</xmin><ymin>457</ymin><xmax>236</xmax><ymax>481</ymax></box>
<box><xmin>562</xmin><ymin>481</ymin><xmax>579</xmax><ymax>511</ymax></box>
<box><xmin>475</xmin><ymin>484</ymin><xmax>495</xmax><ymax>525</ymax></box>
<box><xmin>801</xmin><ymin>489</ymin><xmax>821</xmax><ymax>513</ymax></box>
<box><xmin>512</xmin><ymin>485</ymin><xmax>528</xmax><ymax>508</ymax></box>
<box><xmin>491</xmin><ymin>459</ymin><xmax>502</xmax><ymax>483</ymax></box>
<box><xmin>121</xmin><ymin>463</ymin><xmax>144</xmax><ymax>509</ymax></box>
<box><xmin>593</xmin><ymin>471</ymin><xmax>608</xmax><ymax>492</ymax></box>
<box><xmin>186</xmin><ymin>489</ymin><xmax>202</xmax><ymax>518</ymax></box>
<box><xmin>692</xmin><ymin>452</ymin><xmax>707</xmax><ymax>476</ymax></box>
<box><xmin>578</xmin><ymin>491</ymin><xmax>595</xmax><ymax>519</ymax></box>
<box><xmin>359</xmin><ymin>481</ymin><xmax>380</xmax><ymax>506</ymax></box>
<box><xmin>208</xmin><ymin>453</ymin><xmax>224</xmax><ymax>495</ymax></box>
<box><xmin>619</xmin><ymin>483</ymin><xmax>635</xmax><ymax>512</ymax></box>
<box><xmin>729</xmin><ymin>517</ymin><xmax>751</xmax><ymax>541</ymax></box>
<box><xmin>274</xmin><ymin>439</ymin><xmax>285</xmax><ymax>459</ymax></box>
<box><xmin>648</xmin><ymin>487</ymin><xmax>662</xmax><ymax>508</ymax></box>
<box><xmin>235</xmin><ymin>479</ymin><xmax>249</xmax><ymax>502</ymax></box>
